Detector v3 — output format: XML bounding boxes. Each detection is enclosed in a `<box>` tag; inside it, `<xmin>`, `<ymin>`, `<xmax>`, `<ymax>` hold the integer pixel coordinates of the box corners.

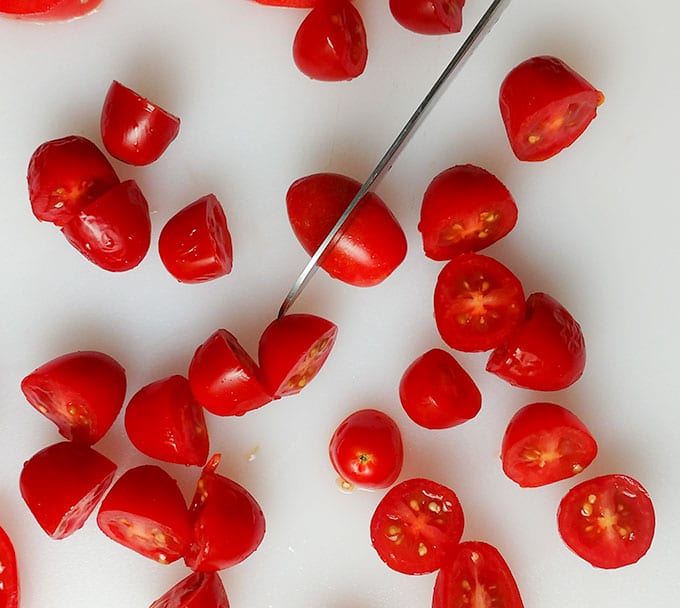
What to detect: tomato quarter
<box><xmin>0</xmin><ymin>527</ymin><xmax>19</xmax><ymax>608</ymax></box>
<box><xmin>150</xmin><ymin>571</ymin><xmax>230</xmax><ymax>608</ymax></box>
<box><xmin>389</xmin><ymin>0</ymin><xmax>465</xmax><ymax>36</ymax></box>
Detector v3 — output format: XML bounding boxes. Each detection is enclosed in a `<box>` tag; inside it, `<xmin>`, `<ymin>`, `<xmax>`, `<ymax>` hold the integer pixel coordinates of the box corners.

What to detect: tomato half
<box><xmin>501</xmin><ymin>402</ymin><xmax>597</xmax><ymax>488</ymax></box>
<box><xmin>292</xmin><ymin>0</ymin><xmax>368</xmax><ymax>81</ymax></box>
<box><xmin>557</xmin><ymin>474</ymin><xmax>655</xmax><ymax>569</ymax></box>
<box><xmin>389</xmin><ymin>0</ymin><xmax>465</xmax><ymax>36</ymax></box>
<box><xmin>499</xmin><ymin>55</ymin><xmax>605</xmax><ymax>161</ymax></box>
<box><xmin>0</xmin><ymin>0</ymin><xmax>103</xmax><ymax>20</ymax></box>
<box><xmin>251</xmin><ymin>0</ymin><xmax>315</xmax><ymax>6</ymax></box>
<box><xmin>0</xmin><ymin>527</ymin><xmax>19</xmax><ymax>608</ymax></box>
<box><xmin>370</xmin><ymin>477</ymin><xmax>464</xmax><ymax>575</ymax></box>
<box><xmin>150</xmin><ymin>571</ymin><xmax>230</xmax><ymax>608</ymax></box>
<box><xmin>418</xmin><ymin>164</ymin><xmax>517</xmax><ymax>261</ymax></box>
<box><xmin>434</xmin><ymin>253</ymin><xmax>526</xmax><ymax>352</ymax></box>
<box><xmin>486</xmin><ymin>292</ymin><xmax>586</xmax><ymax>391</ymax></box>
<box><xmin>432</xmin><ymin>541</ymin><xmax>524</xmax><ymax>608</ymax></box>
<box><xmin>286</xmin><ymin>172</ymin><xmax>407</xmax><ymax>286</ymax></box>
<box><xmin>399</xmin><ymin>348</ymin><xmax>481</xmax><ymax>429</ymax></box>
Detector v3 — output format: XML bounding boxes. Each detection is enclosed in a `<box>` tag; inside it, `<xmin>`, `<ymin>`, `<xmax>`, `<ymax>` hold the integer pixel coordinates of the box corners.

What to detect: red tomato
<box><xmin>369</xmin><ymin>477</ymin><xmax>464</xmax><ymax>575</ymax></box>
<box><xmin>185</xmin><ymin>454</ymin><xmax>265</xmax><ymax>572</ymax></box>
<box><xmin>499</xmin><ymin>55</ymin><xmax>605</xmax><ymax>161</ymax></box>
<box><xmin>286</xmin><ymin>173</ymin><xmax>407</xmax><ymax>286</ymax></box>
<box><xmin>501</xmin><ymin>402</ymin><xmax>597</xmax><ymax>488</ymax></box>
<box><xmin>257</xmin><ymin>313</ymin><xmax>338</xmax><ymax>398</ymax></box>
<box><xmin>124</xmin><ymin>375</ymin><xmax>209</xmax><ymax>467</ymax></box>
<box><xmin>101</xmin><ymin>80</ymin><xmax>180</xmax><ymax>166</ymax></box>
<box><xmin>433</xmin><ymin>541</ymin><xmax>524</xmax><ymax>608</ymax></box>
<box><xmin>158</xmin><ymin>194</ymin><xmax>234</xmax><ymax>283</ymax></box>
<box><xmin>97</xmin><ymin>465</ymin><xmax>190</xmax><ymax>564</ymax></box>
<box><xmin>399</xmin><ymin>348</ymin><xmax>481</xmax><ymax>429</ymax></box>
<box><xmin>0</xmin><ymin>0</ymin><xmax>102</xmax><ymax>20</ymax></box>
<box><xmin>329</xmin><ymin>409</ymin><xmax>404</xmax><ymax>490</ymax></box>
<box><xmin>389</xmin><ymin>0</ymin><xmax>465</xmax><ymax>36</ymax></box>
<box><xmin>188</xmin><ymin>329</ymin><xmax>272</xmax><ymax>417</ymax></box>
<box><xmin>61</xmin><ymin>179</ymin><xmax>152</xmax><ymax>272</ymax></box>
<box><xmin>19</xmin><ymin>441</ymin><xmax>117</xmax><ymax>539</ymax></box>
<box><xmin>20</xmin><ymin>350</ymin><xmax>126</xmax><ymax>445</ymax></box>
<box><xmin>418</xmin><ymin>164</ymin><xmax>517</xmax><ymax>261</ymax></box>
<box><xmin>150</xmin><ymin>571</ymin><xmax>230</xmax><ymax>608</ymax></box>
<box><xmin>292</xmin><ymin>0</ymin><xmax>368</xmax><ymax>81</ymax></box>
<box><xmin>433</xmin><ymin>253</ymin><xmax>526</xmax><ymax>352</ymax></box>
<box><xmin>27</xmin><ymin>135</ymin><xmax>119</xmax><ymax>226</ymax></box>
<box><xmin>251</xmin><ymin>0</ymin><xmax>315</xmax><ymax>5</ymax></box>
<box><xmin>0</xmin><ymin>527</ymin><xmax>19</xmax><ymax>608</ymax></box>
<box><xmin>557</xmin><ymin>474</ymin><xmax>655</xmax><ymax>569</ymax></box>
<box><xmin>486</xmin><ymin>292</ymin><xmax>586</xmax><ymax>391</ymax></box>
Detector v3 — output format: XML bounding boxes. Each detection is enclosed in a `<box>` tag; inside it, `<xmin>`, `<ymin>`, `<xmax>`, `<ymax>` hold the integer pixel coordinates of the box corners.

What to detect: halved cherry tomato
<box><xmin>399</xmin><ymin>348</ymin><xmax>481</xmax><ymax>429</ymax></box>
<box><xmin>124</xmin><ymin>375</ymin><xmax>209</xmax><ymax>467</ymax></box>
<box><xmin>486</xmin><ymin>292</ymin><xmax>586</xmax><ymax>391</ymax></box>
<box><xmin>434</xmin><ymin>253</ymin><xmax>526</xmax><ymax>352</ymax></box>
<box><xmin>150</xmin><ymin>571</ymin><xmax>230</xmax><ymax>608</ymax></box>
<box><xmin>369</xmin><ymin>477</ymin><xmax>464</xmax><ymax>575</ymax></box>
<box><xmin>557</xmin><ymin>474</ymin><xmax>655</xmax><ymax>569</ymax></box>
<box><xmin>389</xmin><ymin>0</ymin><xmax>465</xmax><ymax>36</ymax></box>
<box><xmin>97</xmin><ymin>464</ymin><xmax>190</xmax><ymax>564</ymax></box>
<box><xmin>499</xmin><ymin>55</ymin><xmax>605</xmax><ymax>161</ymax></box>
<box><xmin>292</xmin><ymin>0</ymin><xmax>368</xmax><ymax>81</ymax></box>
<box><xmin>27</xmin><ymin>135</ymin><xmax>119</xmax><ymax>226</ymax></box>
<box><xmin>432</xmin><ymin>541</ymin><xmax>524</xmax><ymax>608</ymax></box>
<box><xmin>158</xmin><ymin>194</ymin><xmax>234</xmax><ymax>283</ymax></box>
<box><xmin>418</xmin><ymin>164</ymin><xmax>517</xmax><ymax>261</ymax></box>
<box><xmin>19</xmin><ymin>441</ymin><xmax>117</xmax><ymax>539</ymax></box>
<box><xmin>329</xmin><ymin>408</ymin><xmax>404</xmax><ymax>490</ymax></box>
<box><xmin>61</xmin><ymin>179</ymin><xmax>152</xmax><ymax>272</ymax></box>
<box><xmin>185</xmin><ymin>454</ymin><xmax>266</xmax><ymax>572</ymax></box>
<box><xmin>21</xmin><ymin>350</ymin><xmax>126</xmax><ymax>445</ymax></box>
<box><xmin>501</xmin><ymin>402</ymin><xmax>597</xmax><ymax>488</ymax></box>
<box><xmin>0</xmin><ymin>0</ymin><xmax>103</xmax><ymax>20</ymax></box>
<box><xmin>286</xmin><ymin>172</ymin><xmax>407</xmax><ymax>287</ymax></box>
<box><xmin>257</xmin><ymin>313</ymin><xmax>338</xmax><ymax>398</ymax></box>
<box><xmin>251</xmin><ymin>0</ymin><xmax>315</xmax><ymax>6</ymax></box>
<box><xmin>0</xmin><ymin>527</ymin><xmax>19</xmax><ymax>608</ymax></box>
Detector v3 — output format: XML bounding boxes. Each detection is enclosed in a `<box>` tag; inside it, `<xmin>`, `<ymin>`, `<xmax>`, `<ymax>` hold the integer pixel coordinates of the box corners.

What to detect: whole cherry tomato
<box><xmin>150</xmin><ymin>571</ymin><xmax>230</xmax><ymax>608</ymax></box>
<box><xmin>499</xmin><ymin>55</ymin><xmax>605</xmax><ymax>161</ymax></box>
<box><xmin>389</xmin><ymin>0</ymin><xmax>465</xmax><ymax>36</ymax></box>
<box><xmin>0</xmin><ymin>527</ymin><xmax>19</xmax><ymax>608</ymax></box>
<box><xmin>0</xmin><ymin>0</ymin><xmax>103</xmax><ymax>20</ymax></box>
<box><xmin>329</xmin><ymin>408</ymin><xmax>404</xmax><ymax>490</ymax></box>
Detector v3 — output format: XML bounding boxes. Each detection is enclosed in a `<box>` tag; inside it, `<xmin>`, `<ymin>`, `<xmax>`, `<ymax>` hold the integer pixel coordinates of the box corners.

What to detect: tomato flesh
<box><xmin>389</xmin><ymin>0</ymin><xmax>465</xmax><ymax>36</ymax></box>
<box><xmin>0</xmin><ymin>527</ymin><xmax>19</xmax><ymax>608</ymax></box>
<box><xmin>150</xmin><ymin>571</ymin><xmax>230</xmax><ymax>608</ymax></box>
<box><xmin>0</xmin><ymin>0</ymin><xmax>103</xmax><ymax>20</ymax></box>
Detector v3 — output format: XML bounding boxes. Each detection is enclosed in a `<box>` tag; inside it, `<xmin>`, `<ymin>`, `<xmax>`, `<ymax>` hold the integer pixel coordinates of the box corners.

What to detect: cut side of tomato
<box><xmin>0</xmin><ymin>527</ymin><xmax>19</xmax><ymax>608</ymax></box>
<box><xmin>389</xmin><ymin>0</ymin><xmax>465</xmax><ymax>36</ymax></box>
<box><xmin>250</xmin><ymin>0</ymin><xmax>316</xmax><ymax>6</ymax></box>
<box><xmin>150</xmin><ymin>571</ymin><xmax>230</xmax><ymax>608</ymax></box>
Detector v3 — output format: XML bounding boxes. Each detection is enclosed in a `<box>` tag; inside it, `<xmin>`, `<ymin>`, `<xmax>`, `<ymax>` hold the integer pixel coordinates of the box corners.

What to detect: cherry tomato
<box><xmin>0</xmin><ymin>527</ymin><xmax>19</xmax><ymax>608</ymax></box>
<box><xmin>486</xmin><ymin>292</ymin><xmax>586</xmax><ymax>391</ymax></box>
<box><xmin>185</xmin><ymin>454</ymin><xmax>265</xmax><ymax>572</ymax></box>
<box><xmin>257</xmin><ymin>313</ymin><xmax>338</xmax><ymax>398</ymax></box>
<box><xmin>27</xmin><ymin>135</ymin><xmax>119</xmax><ymax>226</ymax></box>
<box><xmin>499</xmin><ymin>55</ymin><xmax>605</xmax><ymax>161</ymax></box>
<box><xmin>19</xmin><ymin>441</ymin><xmax>117</xmax><ymax>539</ymax></box>
<box><xmin>329</xmin><ymin>409</ymin><xmax>404</xmax><ymax>490</ymax></box>
<box><xmin>61</xmin><ymin>179</ymin><xmax>152</xmax><ymax>272</ymax></box>
<box><xmin>399</xmin><ymin>348</ymin><xmax>481</xmax><ymax>429</ymax></box>
<box><xmin>501</xmin><ymin>402</ymin><xmax>597</xmax><ymax>488</ymax></box>
<box><xmin>418</xmin><ymin>164</ymin><xmax>517</xmax><ymax>261</ymax></box>
<box><xmin>292</xmin><ymin>0</ymin><xmax>368</xmax><ymax>81</ymax></box>
<box><xmin>97</xmin><ymin>465</ymin><xmax>190</xmax><ymax>565</ymax></box>
<box><xmin>432</xmin><ymin>541</ymin><xmax>524</xmax><ymax>608</ymax></box>
<box><xmin>158</xmin><ymin>194</ymin><xmax>234</xmax><ymax>283</ymax></box>
<box><xmin>150</xmin><ymin>571</ymin><xmax>230</xmax><ymax>608</ymax></box>
<box><xmin>124</xmin><ymin>375</ymin><xmax>209</xmax><ymax>467</ymax></box>
<box><xmin>557</xmin><ymin>474</ymin><xmax>655</xmax><ymax>569</ymax></box>
<box><xmin>0</xmin><ymin>0</ymin><xmax>103</xmax><ymax>20</ymax></box>
<box><xmin>286</xmin><ymin>173</ymin><xmax>407</xmax><ymax>286</ymax></box>
<box><xmin>21</xmin><ymin>350</ymin><xmax>126</xmax><ymax>445</ymax></box>
<box><xmin>389</xmin><ymin>0</ymin><xmax>465</xmax><ymax>36</ymax></box>
<box><xmin>251</xmin><ymin>0</ymin><xmax>316</xmax><ymax>6</ymax></box>
<box><xmin>101</xmin><ymin>80</ymin><xmax>180</xmax><ymax>166</ymax></box>
<box><xmin>369</xmin><ymin>477</ymin><xmax>464</xmax><ymax>575</ymax></box>
<box><xmin>434</xmin><ymin>253</ymin><xmax>526</xmax><ymax>352</ymax></box>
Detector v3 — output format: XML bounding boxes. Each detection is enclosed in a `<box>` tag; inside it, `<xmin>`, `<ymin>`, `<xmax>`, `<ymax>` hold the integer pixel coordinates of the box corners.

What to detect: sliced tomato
<box><xmin>557</xmin><ymin>474</ymin><xmax>655</xmax><ymax>569</ymax></box>
<box><xmin>0</xmin><ymin>527</ymin><xmax>19</xmax><ymax>608</ymax></box>
<box><xmin>250</xmin><ymin>0</ymin><xmax>316</xmax><ymax>6</ymax></box>
<box><xmin>0</xmin><ymin>0</ymin><xmax>103</xmax><ymax>20</ymax></box>
<box><xmin>389</xmin><ymin>0</ymin><xmax>465</xmax><ymax>36</ymax></box>
<box><xmin>150</xmin><ymin>571</ymin><xmax>230</xmax><ymax>608</ymax></box>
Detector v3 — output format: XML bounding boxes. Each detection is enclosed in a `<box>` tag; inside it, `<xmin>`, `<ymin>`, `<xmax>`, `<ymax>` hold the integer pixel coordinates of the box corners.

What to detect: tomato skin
<box><xmin>287</xmin><ymin>173</ymin><xmax>407</xmax><ymax>286</ymax></box>
<box><xmin>124</xmin><ymin>375</ymin><xmax>209</xmax><ymax>467</ymax></box>
<box><xmin>557</xmin><ymin>474</ymin><xmax>655</xmax><ymax>569</ymax></box>
<box><xmin>499</xmin><ymin>55</ymin><xmax>605</xmax><ymax>161</ymax></box>
<box><xmin>501</xmin><ymin>402</ymin><xmax>597</xmax><ymax>488</ymax></box>
<box><xmin>0</xmin><ymin>527</ymin><xmax>19</xmax><ymax>608</ymax></box>
<box><xmin>19</xmin><ymin>441</ymin><xmax>117</xmax><ymax>539</ymax></box>
<box><xmin>292</xmin><ymin>0</ymin><xmax>368</xmax><ymax>81</ymax></box>
<box><xmin>150</xmin><ymin>571</ymin><xmax>230</xmax><ymax>608</ymax></box>
<box><xmin>389</xmin><ymin>0</ymin><xmax>465</xmax><ymax>36</ymax></box>
<box><xmin>418</xmin><ymin>164</ymin><xmax>517</xmax><ymax>261</ymax></box>
<box><xmin>486</xmin><ymin>292</ymin><xmax>586</xmax><ymax>391</ymax></box>
<box><xmin>0</xmin><ymin>0</ymin><xmax>103</xmax><ymax>20</ymax></box>
<box><xmin>329</xmin><ymin>409</ymin><xmax>404</xmax><ymax>490</ymax></box>
<box><xmin>27</xmin><ymin>135</ymin><xmax>119</xmax><ymax>226</ymax></box>
<box><xmin>158</xmin><ymin>194</ymin><xmax>234</xmax><ymax>283</ymax></box>
<box><xmin>433</xmin><ymin>541</ymin><xmax>525</xmax><ymax>608</ymax></box>
<box><xmin>370</xmin><ymin>477</ymin><xmax>464</xmax><ymax>575</ymax></box>
<box><xmin>399</xmin><ymin>348</ymin><xmax>481</xmax><ymax>429</ymax></box>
